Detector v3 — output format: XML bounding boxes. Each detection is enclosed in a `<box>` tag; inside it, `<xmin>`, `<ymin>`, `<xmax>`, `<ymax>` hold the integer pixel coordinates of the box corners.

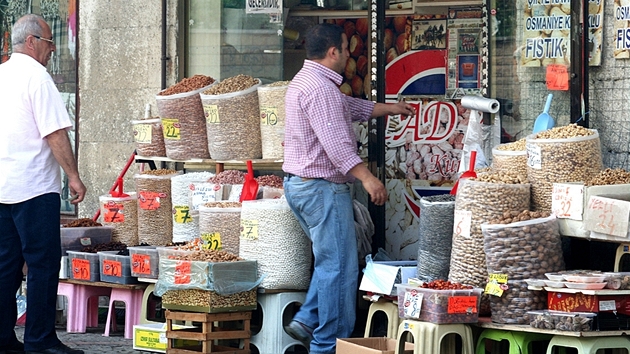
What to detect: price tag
<box><xmin>485</xmin><ymin>273</ymin><xmax>508</xmax><ymax>297</ymax></box>
<box><xmin>203</xmin><ymin>104</ymin><xmax>220</xmax><ymax>124</ymax></box>
<box><xmin>201</xmin><ymin>232</ymin><xmax>222</xmax><ymax>250</ymax></box>
<box><xmin>161</xmin><ymin>118</ymin><xmax>181</xmax><ymax>140</ymax></box>
<box><xmin>103</xmin><ymin>260</ymin><xmax>122</xmax><ymax>277</ymax></box>
<box><xmin>403</xmin><ymin>290</ymin><xmax>423</xmax><ymax>319</ymax></box>
<box><xmin>599</xmin><ymin>300</ymin><xmax>617</xmax><ymax>311</ymax></box>
<box><xmin>190</xmin><ymin>183</ymin><xmax>220</xmax><ymax>210</ymax></box>
<box><xmin>72</xmin><ymin>258</ymin><xmax>91</xmax><ymax>280</ymax></box>
<box><xmin>551</xmin><ymin>183</ymin><xmax>584</xmax><ymax>220</ymax></box>
<box><xmin>240</xmin><ymin>219</ymin><xmax>259</xmax><ymax>240</ymax></box>
<box><xmin>448</xmin><ymin>296</ymin><xmax>479</xmax><ymax>314</ymax></box>
<box><xmin>260</xmin><ymin>107</ymin><xmax>279</xmax><ymax>125</ymax></box>
<box><xmin>133</xmin><ymin>124</ymin><xmax>152</xmax><ymax>144</ymax></box>
<box><xmin>584</xmin><ymin>196</ymin><xmax>630</xmax><ymax>238</ymax></box>
<box><xmin>174</xmin><ymin>260</ymin><xmax>192</xmax><ymax>284</ymax></box>
<box><xmin>103</xmin><ymin>202</ymin><xmax>125</xmax><ymax>223</ymax></box>
<box><xmin>132</xmin><ymin>253</ymin><xmax>151</xmax><ymax>275</ymax></box>
<box><xmin>139</xmin><ymin>191</ymin><xmax>162</xmax><ymax>210</ymax></box>
<box><xmin>526</xmin><ymin>143</ymin><xmax>542</xmax><ymax>169</ymax></box>
<box><xmin>173</xmin><ymin>205</ymin><xmax>192</xmax><ymax>223</ymax></box>
<box><xmin>546</xmin><ymin>64</ymin><xmax>569</xmax><ymax>91</ymax></box>
<box><xmin>453</xmin><ymin>210</ymin><xmax>472</xmax><ymax>238</ymax></box>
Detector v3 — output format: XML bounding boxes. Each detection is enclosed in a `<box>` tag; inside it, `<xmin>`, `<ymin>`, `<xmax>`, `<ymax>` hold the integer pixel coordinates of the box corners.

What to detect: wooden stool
<box><xmin>166</xmin><ymin>309</ymin><xmax>251</xmax><ymax>354</ymax></box>
<box><xmin>396</xmin><ymin>319</ymin><xmax>474</xmax><ymax>354</ymax></box>
<box><xmin>364</xmin><ymin>299</ymin><xmax>400</xmax><ymax>338</ymax></box>
<box><xmin>545</xmin><ymin>335</ymin><xmax>630</xmax><ymax>354</ymax></box>
<box><xmin>475</xmin><ymin>328</ymin><xmax>552</xmax><ymax>354</ymax></box>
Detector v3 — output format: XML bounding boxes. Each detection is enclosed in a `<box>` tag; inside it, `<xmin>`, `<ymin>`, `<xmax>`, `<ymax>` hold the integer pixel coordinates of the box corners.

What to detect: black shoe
<box><xmin>25</xmin><ymin>343</ymin><xmax>83</xmax><ymax>354</ymax></box>
<box><xmin>0</xmin><ymin>340</ymin><xmax>25</xmax><ymax>354</ymax></box>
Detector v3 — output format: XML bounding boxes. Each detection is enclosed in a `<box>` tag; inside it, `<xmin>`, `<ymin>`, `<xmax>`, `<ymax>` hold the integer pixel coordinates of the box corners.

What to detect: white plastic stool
<box><xmin>250</xmin><ymin>291</ymin><xmax>307</xmax><ymax>354</ymax></box>
<box><xmin>364</xmin><ymin>299</ymin><xmax>399</xmax><ymax>338</ymax></box>
<box><xmin>546</xmin><ymin>335</ymin><xmax>630</xmax><ymax>353</ymax></box>
<box><xmin>396</xmin><ymin>319</ymin><xmax>474</xmax><ymax>354</ymax></box>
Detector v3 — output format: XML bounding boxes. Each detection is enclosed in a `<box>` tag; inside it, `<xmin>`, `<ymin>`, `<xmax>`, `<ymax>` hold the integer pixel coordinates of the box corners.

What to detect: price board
<box><xmin>584</xmin><ymin>196</ymin><xmax>630</xmax><ymax>238</ymax></box>
<box><xmin>551</xmin><ymin>183</ymin><xmax>584</xmax><ymax>220</ymax></box>
<box><xmin>453</xmin><ymin>210</ymin><xmax>472</xmax><ymax>238</ymax></box>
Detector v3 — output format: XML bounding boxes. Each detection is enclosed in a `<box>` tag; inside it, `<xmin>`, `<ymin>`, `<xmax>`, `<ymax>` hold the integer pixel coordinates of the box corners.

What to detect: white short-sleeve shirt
<box><xmin>0</xmin><ymin>53</ymin><xmax>73</xmax><ymax>203</ymax></box>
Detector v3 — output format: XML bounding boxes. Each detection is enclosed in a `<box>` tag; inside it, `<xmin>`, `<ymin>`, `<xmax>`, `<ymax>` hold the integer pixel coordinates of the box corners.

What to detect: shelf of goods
<box><xmin>475</xmin><ymin>317</ymin><xmax>629</xmax><ymax>338</ymax></box>
<box><xmin>134</xmin><ymin>155</ymin><xmax>283</xmax><ymax>173</ymax></box>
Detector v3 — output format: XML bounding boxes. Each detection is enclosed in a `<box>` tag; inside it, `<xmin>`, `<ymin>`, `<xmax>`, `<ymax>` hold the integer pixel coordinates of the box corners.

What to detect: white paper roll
<box><xmin>460</xmin><ymin>95</ymin><xmax>500</xmax><ymax>114</ymax></box>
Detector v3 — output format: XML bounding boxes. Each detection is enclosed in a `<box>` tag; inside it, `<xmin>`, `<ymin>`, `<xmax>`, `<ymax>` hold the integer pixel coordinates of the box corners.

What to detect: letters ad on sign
<box><xmin>520</xmin><ymin>0</ymin><xmax>571</xmax><ymax>67</ymax></box>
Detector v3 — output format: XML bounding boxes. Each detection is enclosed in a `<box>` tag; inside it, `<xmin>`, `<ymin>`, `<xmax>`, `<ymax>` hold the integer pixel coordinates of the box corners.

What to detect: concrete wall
<box><xmin>78</xmin><ymin>0</ymin><xmax>180</xmax><ymax>218</ymax></box>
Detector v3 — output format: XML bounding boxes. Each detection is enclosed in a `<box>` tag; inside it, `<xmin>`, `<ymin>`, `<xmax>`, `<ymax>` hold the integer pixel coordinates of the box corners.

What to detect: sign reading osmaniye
<box><xmin>521</xmin><ymin>0</ymin><xmax>571</xmax><ymax>67</ymax></box>
<box><xmin>615</xmin><ymin>0</ymin><xmax>630</xmax><ymax>59</ymax></box>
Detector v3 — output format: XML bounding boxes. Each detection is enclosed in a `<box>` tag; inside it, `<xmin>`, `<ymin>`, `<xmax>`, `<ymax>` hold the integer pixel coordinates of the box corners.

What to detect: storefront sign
<box><xmin>521</xmin><ymin>0</ymin><xmax>571</xmax><ymax>67</ymax></box>
<box><xmin>246</xmin><ymin>0</ymin><xmax>282</xmax><ymax>14</ymax></box>
<box><xmin>614</xmin><ymin>0</ymin><xmax>630</xmax><ymax>58</ymax></box>
<box><xmin>589</xmin><ymin>0</ymin><xmax>604</xmax><ymax>66</ymax></box>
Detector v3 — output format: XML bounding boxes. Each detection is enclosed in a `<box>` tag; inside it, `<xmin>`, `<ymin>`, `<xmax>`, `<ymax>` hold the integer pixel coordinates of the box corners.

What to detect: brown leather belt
<box><xmin>286</xmin><ymin>173</ymin><xmax>313</xmax><ymax>181</ymax></box>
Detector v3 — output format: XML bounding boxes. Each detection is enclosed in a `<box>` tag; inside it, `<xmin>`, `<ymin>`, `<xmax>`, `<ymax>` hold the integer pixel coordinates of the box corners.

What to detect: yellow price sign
<box><xmin>240</xmin><ymin>219</ymin><xmax>259</xmax><ymax>240</ymax></box>
<box><xmin>161</xmin><ymin>118</ymin><xmax>181</xmax><ymax>140</ymax></box>
<box><xmin>203</xmin><ymin>104</ymin><xmax>220</xmax><ymax>124</ymax></box>
<box><xmin>485</xmin><ymin>273</ymin><xmax>509</xmax><ymax>297</ymax></box>
<box><xmin>260</xmin><ymin>107</ymin><xmax>279</xmax><ymax>125</ymax></box>
<box><xmin>201</xmin><ymin>232</ymin><xmax>222</xmax><ymax>250</ymax></box>
<box><xmin>173</xmin><ymin>206</ymin><xmax>192</xmax><ymax>223</ymax></box>
<box><xmin>133</xmin><ymin>124</ymin><xmax>152</xmax><ymax>143</ymax></box>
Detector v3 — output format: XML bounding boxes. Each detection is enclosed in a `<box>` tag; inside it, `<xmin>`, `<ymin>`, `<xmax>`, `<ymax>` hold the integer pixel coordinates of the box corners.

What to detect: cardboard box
<box><xmin>336</xmin><ymin>337</ymin><xmax>414</xmax><ymax>354</ymax></box>
<box><xmin>359</xmin><ymin>261</ymin><xmax>417</xmax><ymax>296</ymax></box>
<box><xmin>547</xmin><ymin>291</ymin><xmax>630</xmax><ymax>315</ymax></box>
<box><xmin>133</xmin><ymin>323</ymin><xmax>198</xmax><ymax>353</ymax></box>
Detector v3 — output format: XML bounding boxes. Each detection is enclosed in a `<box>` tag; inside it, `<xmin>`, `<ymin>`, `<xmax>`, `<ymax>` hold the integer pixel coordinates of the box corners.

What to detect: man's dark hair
<box><xmin>304</xmin><ymin>23</ymin><xmax>344</xmax><ymax>60</ymax></box>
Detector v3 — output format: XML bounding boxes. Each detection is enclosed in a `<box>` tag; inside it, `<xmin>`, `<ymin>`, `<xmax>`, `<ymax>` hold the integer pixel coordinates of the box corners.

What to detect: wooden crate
<box><xmin>165</xmin><ymin>310</ymin><xmax>251</xmax><ymax>354</ymax></box>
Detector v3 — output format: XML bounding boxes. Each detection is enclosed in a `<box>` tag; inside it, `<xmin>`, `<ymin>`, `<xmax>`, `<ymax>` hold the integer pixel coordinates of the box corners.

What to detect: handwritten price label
<box><xmin>526</xmin><ymin>143</ymin><xmax>542</xmax><ymax>169</ymax></box>
<box><xmin>260</xmin><ymin>107</ymin><xmax>279</xmax><ymax>125</ymax></box>
<box><xmin>103</xmin><ymin>202</ymin><xmax>125</xmax><ymax>223</ymax></box>
<box><xmin>447</xmin><ymin>296</ymin><xmax>478</xmax><ymax>314</ymax></box>
<box><xmin>190</xmin><ymin>183</ymin><xmax>220</xmax><ymax>210</ymax></box>
<box><xmin>551</xmin><ymin>183</ymin><xmax>584</xmax><ymax>220</ymax></box>
<box><xmin>139</xmin><ymin>191</ymin><xmax>162</xmax><ymax>210</ymax></box>
<box><xmin>201</xmin><ymin>232</ymin><xmax>222</xmax><ymax>250</ymax></box>
<box><xmin>203</xmin><ymin>104</ymin><xmax>220</xmax><ymax>124</ymax></box>
<box><xmin>546</xmin><ymin>64</ymin><xmax>569</xmax><ymax>91</ymax></box>
<box><xmin>453</xmin><ymin>210</ymin><xmax>472</xmax><ymax>238</ymax></box>
<box><xmin>133</xmin><ymin>124</ymin><xmax>152</xmax><ymax>144</ymax></box>
<box><xmin>71</xmin><ymin>258</ymin><xmax>91</xmax><ymax>280</ymax></box>
<box><xmin>174</xmin><ymin>261</ymin><xmax>192</xmax><ymax>284</ymax></box>
<box><xmin>161</xmin><ymin>118</ymin><xmax>181</xmax><ymax>140</ymax></box>
<box><xmin>132</xmin><ymin>253</ymin><xmax>151</xmax><ymax>275</ymax></box>
<box><xmin>173</xmin><ymin>206</ymin><xmax>192</xmax><ymax>223</ymax></box>
<box><xmin>403</xmin><ymin>291</ymin><xmax>423</xmax><ymax>319</ymax></box>
<box><xmin>584</xmin><ymin>196</ymin><xmax>630</xmax><ymax>238</ymax></box>
<box><xmin>240</xmin><ymin>219</ymin><xmax>259</xmax><ymax>240</ymax></box>
<box><xmin>485</xmin><ymin>273</ymin><xmax>508</xmax><ymax>297</ymax></box>
<box><xmin>103</xmin><ymin>260</ymin><xmax>122</xmax><ymax>277</ymax></box>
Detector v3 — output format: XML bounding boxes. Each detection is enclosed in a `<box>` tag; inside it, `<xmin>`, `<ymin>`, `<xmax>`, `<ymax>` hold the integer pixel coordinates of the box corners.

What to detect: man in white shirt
<box><xmin>0</xmin><ymin>14</ymin><xmax>86</xmax><ymax>354</ymax></box>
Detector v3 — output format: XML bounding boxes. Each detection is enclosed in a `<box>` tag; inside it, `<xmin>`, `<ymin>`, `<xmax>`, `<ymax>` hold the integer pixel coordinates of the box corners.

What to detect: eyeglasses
<box><xmin>32</xmin><ymin>35</ymin><xmax>54</xmax><ymax>45</ymax></box>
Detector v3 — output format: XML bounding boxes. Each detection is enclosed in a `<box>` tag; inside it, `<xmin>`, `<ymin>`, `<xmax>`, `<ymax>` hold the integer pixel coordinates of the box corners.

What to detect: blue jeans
<box><xmin>0</xmin><ymin>193</ymin><xmax>62</xmax><ymax>351</ymax></box>
<box><xmin>284</xmin><ymin>176</ymin><xmax>358</xmax><ymax>354</ymax></box>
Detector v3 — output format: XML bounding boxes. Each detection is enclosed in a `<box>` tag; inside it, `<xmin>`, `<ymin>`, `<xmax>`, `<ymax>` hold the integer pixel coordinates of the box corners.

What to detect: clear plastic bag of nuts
<box><xmin>257</xmin><ymin>81</ymin><xmax>289</xmax><ymax>159</ymax></box>
<box><xmin>482</xmin><ymin>215</ymin><xmax>565</xmax><ymax>324</ymax></box>
<box><xmin>99</xmin><ymin>192</ymin><xmax>139</xmax><ymax>246</ymax></box>
<box><xmin>492</xmin><ymin>143</ymin><xmax>527</xmax><ymax>177</ymax></box>
<box><xmin>131</xmin><ymin>118</ymin><xmax>166</xmax><ymax>157</ymax></box>
<box><xmin>198</xmin><ymin>202</ymin><xmax>242</xmax><ymax>256</ymax></box>
<box><xmin>417</xmin><ymin>194</ymin><xmax>455</xmax><ymax>282</ymax></box>
<box><xmin>526</xmin><ymin>126</ymin><xmax>603</xmax><ymax>213</ymax></box>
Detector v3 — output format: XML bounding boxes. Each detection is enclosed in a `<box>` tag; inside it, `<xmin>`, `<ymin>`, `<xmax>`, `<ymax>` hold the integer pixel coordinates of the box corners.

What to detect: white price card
<box><xmin>599</xmin><ymin>300</ymin><xmax>617</xmax><ymax>311</ymax></box>
<box><xmin>551</xmin><ymin>183</ymin><xmax>584</xmax><ymax>220</ymax></box>
<box><xmin>454</xmin><ymin>210</ymin><xmax>472</xmax><ymax>238</ymax></box>
<box><xmin>403</xmin><ymin>290</ymin><xmax>423</xmax><ymax>319</ymax></box>
<box><xmin>526</xmin><ymin>143</ymin><xmax>542</xmax><ymax>169</ymax></box>
<box><xmin>189</xmin><ymin>182</ymin><xmax>220</xmax><ymax>211</ymax></box>
<box><xmin>584</xmin><ymin>196</ymin><xmax>630</xmax><ymax>238</ymax></box>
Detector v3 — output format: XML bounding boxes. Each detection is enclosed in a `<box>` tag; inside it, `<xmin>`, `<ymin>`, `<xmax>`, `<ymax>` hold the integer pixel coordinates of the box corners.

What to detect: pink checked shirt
<box><xmin>283</xmin><ymin>60</ymin><xmax>375</xmax><ymax>183</ymax></box>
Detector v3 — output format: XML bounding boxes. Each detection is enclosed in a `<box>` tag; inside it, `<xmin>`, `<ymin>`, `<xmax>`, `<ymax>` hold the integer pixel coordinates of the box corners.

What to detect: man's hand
<box><xmin>363</xmin><ymin>175</ymin><xmax>387</xmax><ymax>206</ymax></box>
<box><xmin>371</xmin><ymin>101</ymin><xmax>416</xmax><ymax>118</ymax></box>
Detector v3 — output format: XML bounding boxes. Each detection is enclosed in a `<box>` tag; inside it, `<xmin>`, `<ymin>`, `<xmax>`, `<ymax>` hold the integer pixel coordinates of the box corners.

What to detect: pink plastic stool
<box><xmin>103</xmin><ymin>287</ymin><xmax>144</xmax><ymax>339</ymax></box>
<box><xmin>57</xmin><ymin>282</ymin><xmax>111</xmax><ymax>333</ymax></box>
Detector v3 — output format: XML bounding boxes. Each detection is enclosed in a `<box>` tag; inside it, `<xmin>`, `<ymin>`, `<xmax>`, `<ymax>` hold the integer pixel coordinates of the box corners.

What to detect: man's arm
<box><xmin>46</xmin><ymin>129</ymin><xmax>87</xmax><ymax>204</ymax></box>
<box><xmin>348</xmin><ymin>163</ymin><xmax>387</xmax><ymax>206</ymax></box>
<box><xmin>371</xmin><ymin>101</ymin><xmax>415</xmax><ymax>118</ymax></box>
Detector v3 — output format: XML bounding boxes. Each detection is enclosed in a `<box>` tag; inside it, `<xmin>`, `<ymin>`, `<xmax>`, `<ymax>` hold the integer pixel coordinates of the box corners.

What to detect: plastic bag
<box><xmin>416</xmin><ymin>194</ymin><xmax>455</xmax><ymax>282</ymax></box>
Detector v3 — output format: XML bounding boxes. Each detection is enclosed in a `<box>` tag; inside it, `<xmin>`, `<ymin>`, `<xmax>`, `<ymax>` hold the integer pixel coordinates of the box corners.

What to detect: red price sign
<box><xmin>72</xmin><ymin>258</ymin><xmax>91</xmax><ymax>280</ymax></box>
<box><xmin>174</xmin><ymin>260</ymin><xmax>192</xmax><ymax>284</ymax></box>
<box><xmin>103</xmin><ymin>260</ymin><xmax>122</xmax><ymax>277</ymax></box>
<box><xmin>138</xmin><ymin>191</ymin><xmax>161</xmax><ymax>210</ymax></box>
<box><xmin>546</xmin><ymin>64</ymin><xmax>569</xmax><ymax>91</ymax></box>
<box><xmin>447</xmin><ymin>296</ymin><xmax>478</xmax><ymax>314</ymax></box>
<box><xmin>132</xmin><ymin>254</ymin><xmax>151</xmax><ymax>275</ymax></box>
<box><xmin>103</xmin><ymin>202</ymin><xmax>125</xmax><ymax>223</ymax></box>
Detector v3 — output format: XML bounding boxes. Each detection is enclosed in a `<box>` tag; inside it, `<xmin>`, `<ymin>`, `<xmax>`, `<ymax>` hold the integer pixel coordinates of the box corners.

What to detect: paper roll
<box><xmin>460</xmin><ymin>95</ymin><xmax>500</xmax><ymax>114</ymax></box>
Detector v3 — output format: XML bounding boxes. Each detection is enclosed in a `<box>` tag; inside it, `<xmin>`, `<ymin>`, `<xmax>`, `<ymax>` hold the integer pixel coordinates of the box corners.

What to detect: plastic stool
<box><xmin>103</xmin><ymin>287</ymin><xmax>144</xmax><ymax>339</ymax></box>
<box><xmin>250</xmin><ymin>291</ymin><xmax>307</xmax><ymax>354</ymax></box>
<box><xmin>475</xmin><ymin>328</ymin><xmax>552</xmax><ymax>354</ymax></box>
<box><xmin>57</xmin><ymin>282</ymin><xmax>111</xmax><ymax>333</ymax></box>
<box><xmin>546</xmin><ymin>335</ymin><xmax>630</xmax><ymax>353</ymax></box>
<box><xmin>364</xmin><ymin>299</ymin><xmax>400</xmax><ymax>338</ymax></box>
<box><xmin>396</xmin><ymin>319</ymin><xmax>474</xmax><ymax>354</ymax></box>
<box><xmin>139</xmin><ymin>283</ymin><xmax>162</xmax><ymax>324</ymax></box>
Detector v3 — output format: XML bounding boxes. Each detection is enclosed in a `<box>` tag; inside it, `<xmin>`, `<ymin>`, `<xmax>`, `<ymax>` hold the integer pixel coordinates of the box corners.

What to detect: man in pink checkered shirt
<box><xmin>283</xmin><ymin>23</ymin><xmax>415</xmax><ymax>354</ymax></box>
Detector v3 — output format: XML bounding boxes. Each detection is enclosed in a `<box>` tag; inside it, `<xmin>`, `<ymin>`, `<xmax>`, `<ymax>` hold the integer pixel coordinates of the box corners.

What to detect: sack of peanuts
<box><xmin>417</xmin><ymin>194</ymin><xmax>455</xmax><ymax>282</ymax></box>
<box><xmin>198</xmin><ymin>202</ymin><xmax>242</xmax><ymax>256</ymax></box>
<box><xmin>155</xmin><ymin>75</ymin><xmax>216</xmax><ymax>160</ymax></box>
<box><xmin>200</xmin><ymin>75</ymin><xmax>262</xmax><ymax>160</ymax></box>
<box><xmin>171</xmin><ymin>172</ymin><xmax>214</xmax><ymax>243</ymax></box>
<box><xmin>257</xmin><ymin>81</ymin><xmax>289</xmax><ymax>159</ymax></box>
<box><xmin>239</xmin><ymin>199</ymin><xmax>312</xmax><ymax>290</ymax></box>
<box><xmin>99</xmin><ymin>192</ymin><xmax>138</xmax><ymax>246</ymax></box>
<box><xmin>131</xmin><ymin>118</ymin><xmax>166</xmax><ymax>157</ymax></box>
<box><xmin>492</xmin><ymin>139</ymin><xmax>527</xmax><ymax>177</ymax></box>
<box><xmin>482</xmin><ymin>213</ymin><xmax>564</xmax><ymax>324</ymax></box>
<box><xmin>526</xmin><ymin>124</ymin><xmax>603</xmax><ymax>213</ymax></box>
<box><xmin>134</xmin><ymin>169</ymin><xmax>182</xmax><ymax>245</ymax></box>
